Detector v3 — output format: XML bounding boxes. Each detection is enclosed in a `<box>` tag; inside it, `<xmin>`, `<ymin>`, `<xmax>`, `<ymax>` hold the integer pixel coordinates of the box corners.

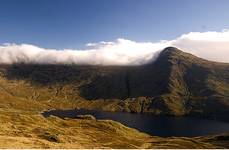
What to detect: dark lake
<box><xmin>42</xmin><ymin>109</ymin><xmax>229</xmax><ymax>137</ymax></box>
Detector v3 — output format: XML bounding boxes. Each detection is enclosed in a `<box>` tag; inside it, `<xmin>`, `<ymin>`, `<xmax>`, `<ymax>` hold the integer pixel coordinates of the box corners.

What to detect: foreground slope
<box><xmin>0</xmin><ymin>103</ymin><xmax>228</xmax><ymax>148</ymax></box>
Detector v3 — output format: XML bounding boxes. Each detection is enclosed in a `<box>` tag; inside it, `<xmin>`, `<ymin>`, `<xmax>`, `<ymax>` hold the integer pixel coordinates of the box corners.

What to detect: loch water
<box><xmin>42</xmin><ymin>109</ymin><xmax>229</xmax><ymax>137</ymax></box>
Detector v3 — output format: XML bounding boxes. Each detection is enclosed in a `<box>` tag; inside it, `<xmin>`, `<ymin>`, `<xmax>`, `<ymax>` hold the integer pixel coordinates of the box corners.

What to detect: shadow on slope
<box><xmin>2</xmin><ymin>61</ymin><xmax>169</xmax><ymax>100</ymax></box>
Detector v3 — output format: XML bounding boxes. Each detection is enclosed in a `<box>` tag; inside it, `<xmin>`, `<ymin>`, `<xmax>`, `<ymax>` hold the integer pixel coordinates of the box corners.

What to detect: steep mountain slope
<box><xmin>160</xmin><ymin>47</ymin><xmax>229</xmax><ymax>117</ymax></box>
<box><xmin>0</xmin><ymin>47</ymin><xmax>228</xmax><ymax>120</ymax></box>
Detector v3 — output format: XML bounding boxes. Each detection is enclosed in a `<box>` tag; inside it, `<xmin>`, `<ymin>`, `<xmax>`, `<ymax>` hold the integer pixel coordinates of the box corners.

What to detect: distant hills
<box><xmin>0</xmin><ymin>47</ymin><xmax>228</xmax><ymax>121</ymax></box>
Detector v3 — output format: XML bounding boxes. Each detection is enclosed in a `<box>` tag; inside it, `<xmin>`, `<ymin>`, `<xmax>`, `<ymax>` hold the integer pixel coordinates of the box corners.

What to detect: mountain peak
<box><xmin>162</xmin><ymin>47</ymin><xmax>181</xmax><ymax>54</ymax></box>
<box><xmin>157</xmin><ymin>47</ymin><xmax>202</xmax><ymax>65</ymax></box>
<box><xmin>163</xmin><ymin>46</ymin><xmax>180</xmax><ymax>52</ymax></box>
<box><xmin>155</xmin><ymin>47</ymin><xmax>183</xmax><ymax>63</ymax></box>
<box><xmin>160</xmin><ymin>47</ymin><xmax>186</xmax><ymax>57</ymax></box>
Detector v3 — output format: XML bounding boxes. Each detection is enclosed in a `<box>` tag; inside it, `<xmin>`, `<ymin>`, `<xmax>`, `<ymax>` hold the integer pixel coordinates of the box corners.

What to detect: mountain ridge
<box><xmin>0</xmin><ymin>47</ymin><xmax>228</xmax><ymax>120</ymax></box>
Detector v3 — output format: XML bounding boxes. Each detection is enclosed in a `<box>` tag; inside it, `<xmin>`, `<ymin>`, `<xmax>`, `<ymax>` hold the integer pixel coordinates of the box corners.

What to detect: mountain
<box><xmin>0</xmin><ymin>47</ymin><xmax>228</xmax><ymax>120</ymax></box>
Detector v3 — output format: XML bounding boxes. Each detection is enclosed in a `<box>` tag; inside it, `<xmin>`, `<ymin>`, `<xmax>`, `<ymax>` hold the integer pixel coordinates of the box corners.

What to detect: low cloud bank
<box><xmin>0</xmin><ymin>30</ymin><xmax>229</xmax><ymax>65</ymax></box>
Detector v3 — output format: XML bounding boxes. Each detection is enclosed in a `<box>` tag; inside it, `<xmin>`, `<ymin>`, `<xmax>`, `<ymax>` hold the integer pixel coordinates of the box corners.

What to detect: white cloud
<box><xmin>0</xmin><ymin>30</ymin><xmax>229</xmax><ymax>65</ymax></box>
<box><xmin>172</xmin><ymin>30</ymin><xmax>229</xmax><ymax>63</ymax></box>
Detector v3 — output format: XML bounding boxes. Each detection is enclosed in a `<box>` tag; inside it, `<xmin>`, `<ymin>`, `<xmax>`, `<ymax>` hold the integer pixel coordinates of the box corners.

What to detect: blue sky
<box><xmin>0</xmin><ymin>0</ymin><xmax>229</xmax><ymax>49</ymax></box>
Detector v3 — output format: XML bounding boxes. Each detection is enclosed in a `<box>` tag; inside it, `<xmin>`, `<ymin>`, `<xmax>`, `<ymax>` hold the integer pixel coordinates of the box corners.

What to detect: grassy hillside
<box><xmin>0</xmin><ymin>98</ymin><xmax>228</xmax><ymax>148</ymax></box>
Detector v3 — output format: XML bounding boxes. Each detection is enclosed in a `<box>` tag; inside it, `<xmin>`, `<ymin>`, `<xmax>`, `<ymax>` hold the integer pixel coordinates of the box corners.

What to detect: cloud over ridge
<box><xmin>0</xmin><ymin>30</ymin><xmax>229</xmax><ymax>65</ymax></box>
